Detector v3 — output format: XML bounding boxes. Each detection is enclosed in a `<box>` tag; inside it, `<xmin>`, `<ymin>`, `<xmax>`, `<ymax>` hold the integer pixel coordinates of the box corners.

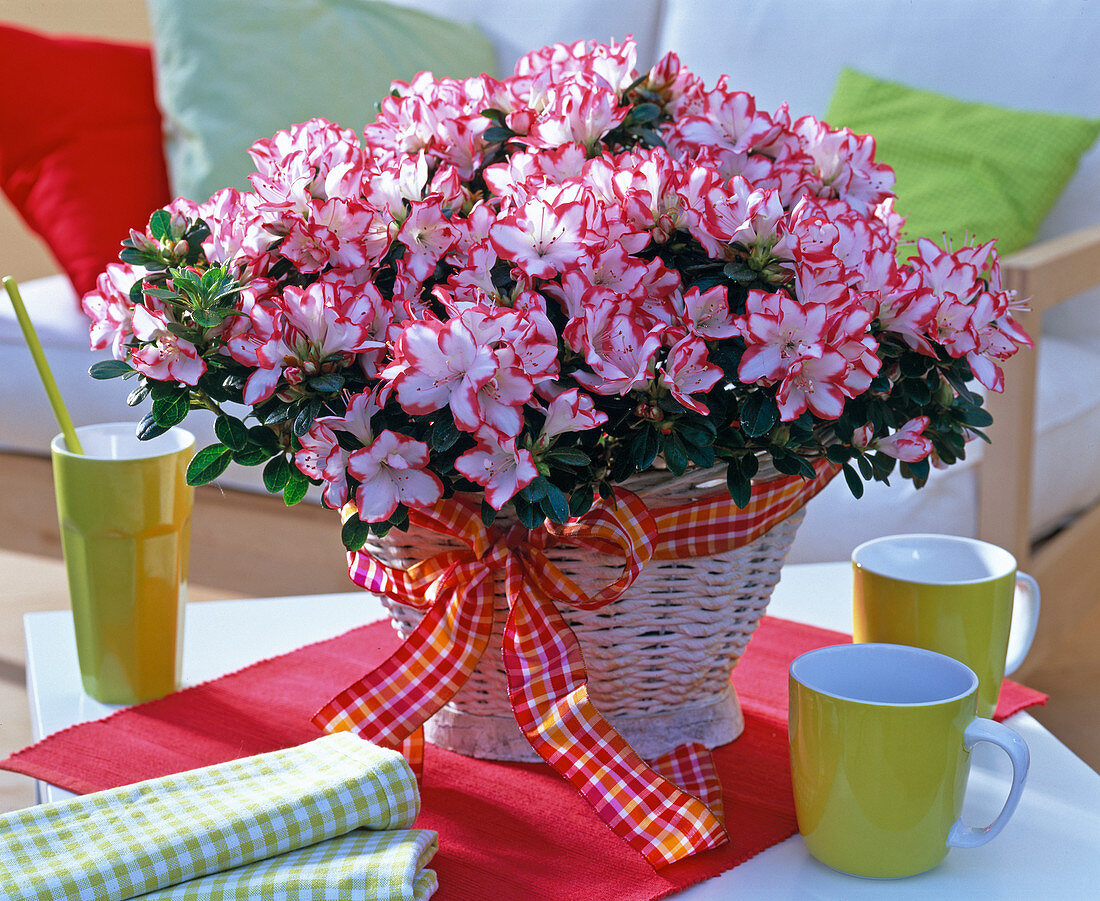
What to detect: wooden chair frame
<box><xmin>979</xmin><ymin>223</ymin><xmax>1100</xmax><ymax>679</ymax></box>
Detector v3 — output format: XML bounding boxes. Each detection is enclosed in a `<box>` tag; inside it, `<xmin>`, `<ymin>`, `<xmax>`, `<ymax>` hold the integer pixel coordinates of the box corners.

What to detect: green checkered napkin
<box><xmin>144</xmin><ymin>829</ymin><xmax>438</xmax><ymax>901</ymax></box>
<box><xmin>0</xmin><ymin>733</ymin><xmax>436</xmax><ymax>901</ymax></box>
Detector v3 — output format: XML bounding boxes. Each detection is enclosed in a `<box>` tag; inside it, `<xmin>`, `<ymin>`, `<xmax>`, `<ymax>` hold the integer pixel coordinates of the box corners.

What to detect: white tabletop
<box><xmin>24</xmin><ymin>562</ymin><xmax>1100</xmax><ymax>897</ymax></box>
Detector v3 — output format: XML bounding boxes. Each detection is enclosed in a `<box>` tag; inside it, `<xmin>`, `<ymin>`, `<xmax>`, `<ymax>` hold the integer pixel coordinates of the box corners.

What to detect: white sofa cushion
<box><xmin>392</xmin><ymin>0</ymin><xmax>665</xmax><ymax>72</ymax></box>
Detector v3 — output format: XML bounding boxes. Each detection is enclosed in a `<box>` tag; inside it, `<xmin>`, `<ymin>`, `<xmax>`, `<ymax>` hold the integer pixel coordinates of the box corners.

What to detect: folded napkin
<box><xmin>0</xmin><ymin>733</ymin><xmax>437</xmax><ymax>901</ymax></box>
<box><xmin>141</xmin><ymin>830</ymin><xmax>439</xmax><ymax>901</ymax></box>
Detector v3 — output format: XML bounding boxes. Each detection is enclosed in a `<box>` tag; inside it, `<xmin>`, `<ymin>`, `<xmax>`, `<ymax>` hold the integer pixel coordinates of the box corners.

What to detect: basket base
<box><xmin>424</xmin><ymin>684</ymin><xmax>745</xmax><ymax>762</ymax></box>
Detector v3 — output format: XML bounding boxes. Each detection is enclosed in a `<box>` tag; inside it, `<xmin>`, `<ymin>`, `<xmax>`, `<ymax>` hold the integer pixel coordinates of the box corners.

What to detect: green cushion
<box><xmin>824</xmin><ymin>67</ymin><xmax>1100</xmax><ymax>256</ymax></box>
<box><xmin>148</xmin><ymin>0</ymin><xmax>499</xmax><ymax>202</ymax></box>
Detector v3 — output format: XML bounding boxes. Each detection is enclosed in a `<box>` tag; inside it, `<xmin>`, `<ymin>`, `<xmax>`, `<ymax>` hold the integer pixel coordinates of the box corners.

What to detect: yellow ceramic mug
<box><xmin>852</xmin><ymin>534</ymin><xmax>1040</xmax><ymax>718</ymax></box>
<box><xmin>789</xmin><ymin>643</ymin><xmax>1029</xmax><ymax>878</ymax></box>
<box><xmin>51</xmin><ymin>423</ymin><xmax>195</xmax><ymax>704</ymax></box>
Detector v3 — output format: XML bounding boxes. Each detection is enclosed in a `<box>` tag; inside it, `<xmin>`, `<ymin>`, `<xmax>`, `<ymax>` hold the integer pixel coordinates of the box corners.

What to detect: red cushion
<box><xmin>0</xmin><ymin>24</ymin><xmax>170</xmax><ymax>296</ymax></box>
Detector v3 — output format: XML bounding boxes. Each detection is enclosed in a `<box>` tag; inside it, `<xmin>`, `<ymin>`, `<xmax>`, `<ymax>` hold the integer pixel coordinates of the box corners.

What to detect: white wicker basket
<box><xmin>367</xmin><ymin>464</ymin><xmax>805</xmax><ymax>762</ymax></box>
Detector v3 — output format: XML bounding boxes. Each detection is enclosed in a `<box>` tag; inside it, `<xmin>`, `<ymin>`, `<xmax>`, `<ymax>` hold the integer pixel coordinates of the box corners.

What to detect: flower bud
<box><xmin>936</xmin><ymin>378</ymin><xmax>956</xmax><ymax>406</ymax></box>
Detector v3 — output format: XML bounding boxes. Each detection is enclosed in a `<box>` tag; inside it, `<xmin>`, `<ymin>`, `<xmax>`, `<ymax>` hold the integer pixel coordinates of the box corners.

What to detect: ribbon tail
<box><xmin>399</xmin><ymin>728</ymin><xmax>426</xmax><ymax>781</ymax></box>
<box><xmin>312</xmin><ymin>575</ymin><xmax>495</xmax><ymax>746</ymax></box>
<box><xmin>502</xmin><ymin>563</ymin><xmax>728</xmax><ymax>868</ymax></box>
<box><xmin>649</xmin><ymin>743</ymin><xmax>725</xmax><ymax>824</ymax></box>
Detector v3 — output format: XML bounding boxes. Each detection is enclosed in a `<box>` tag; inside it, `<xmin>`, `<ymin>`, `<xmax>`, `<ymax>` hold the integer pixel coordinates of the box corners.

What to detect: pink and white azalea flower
<box><xmin>348</xmin><ymin>430</ymin><xmax>443</xmax><ymax>521</ymax></box>
<box><xmin>455</xmin><ymin>430</ymin><xmax>539</xmax><ymax>510</ymax></box>
<box><xmin>775</xmin><ymin>351</ymin><xmax>849</xmax><ymax>421</ymax></box>
<box><xmin>660</xmin><ymin>335</ymin><xmax>722</xmax><ymax>414</ymax></box>
<box><xmin>384</xmin><ymin>319</ymin><xmax>497</xmax><ymax>430</ymax></box>
<box><xmin>82</xmin><ymin>264</ymin><xmax>141</xmax><ymax>360</ymax></box>
<box><xmin>876</xmin><ymin>416</ymin><xmax>934</xmax><ymax>462</ymax></box>
<box><xmin>537</xmin><ymin>387</ymin><xmax>607</xmax><ymax>446</ymax></box>
<box><xmin>489</xmin><ymin>194</ymin><xmax>593</xmax><ymax>279</ymax></box>
<box><xmin>130</xmin><ymin>306</ymin><xmax>206</xmax><ymax>385</ymax></box>
<box><xmin>295</xmin><ymin>422</ymin><xmax>349</xmax><ymax>508</ymax></box>
<box><xmin>735</xmin><ymin>290</ymin><xmax>827</xmax><ymax>384</ymax></box>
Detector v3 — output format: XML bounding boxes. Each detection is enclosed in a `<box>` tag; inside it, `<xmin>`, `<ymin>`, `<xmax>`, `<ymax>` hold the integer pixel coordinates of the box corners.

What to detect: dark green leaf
<box><xmin>900</xmin><ymin>353</ymin><xmax>931</xmax><ymax>378</ymax></box>
<box><xmin>856</xmin><ymin>454</ymin><xmax>874</xmax><ymax>480</ymax></box>
<box><xmin>283</xmin><ymin>470</ymin><xmax>309</xmax><ymax>506</ymax></box>
<box><xmin>740</xmin><ymin>393</ymin><xmax>778</xmax><ymax>438</ymax></box>
<box><xmin>722</xmin><ymin>262</ymin><xmax>757</xmax><ymax>284</ymax></box>
<box><xmin>261</xmin><ymin>404</ymin><xmax>291</xmax><ymax>426</ymax></box>
<box><xmin>89</xmin><ymin>359</ymin><xmax>133</xmax><ymax>380</ymax></box>
<box><xmin>626</xmin><ymin>102</ymin><xmax>661</xmax><ymax>125</ymax></box>
<box><xmin>513</xmin><ymin>495</ymin><xmax>542</xmax><ymax>530</ymax></box>
<box><xmin>521</xmin><ymin>476</ymin><xmax>549</xmax><ymax>502</ymax></box>
<box><xmin>263</xmin><ymin>455</ymin><xmax>291</xmax><ymax>493</ymax></box>
<box><xmin>870</xmin><ymin>452</ymin><xmax>896</xmax><ymax>481</ymax></box>
<box><xmin>231</xmin><ymin>444</ymin><xmax>270</xmax><ymax>466</ymax></box>
<box><xmin>902</xmin><ymin>458</ymin><xmax>931</xmax><ymax>483</ymax></box>
<box><xmin>726</xmin><ymin>467</ymin><xmax>752</xmax><ymax>509</ymax></box>
<box><xmin>137</xmin><ymin>411</ymin><xmax>169</xmax><ymax>440</ymax></box>
<box><xmin>369</xmin><ymin>519</ymin><xmax>393</xmax><ymax>538</ymax></box>
<box><xmin>826</xmin><ymin>443</ymin><xmax>852</xmax><ymax>464</ymax></box>
<box><xmin>662</xmin><ymin>431</ymin><xmax>689</xmax><ymax>476</ymax></box>
<box><xmin>341</xmin><ymin>514</ymin><xmax>372</xmax><ymax>552</ymax></box>
<box><xmin>186</xmin><ymin>443</ymin><xmax>232</xmax><ymax>485</ymax></box>
<box><xmin>738</xmin><ymin>452</ymin><xmax>760</xmax><ymax>481</ymax></box>
<box><xmin>683</xmin><ymin>440</ymin><xmax>715</xmax><ymax>468</ymax></box>
<box><xmin>958</xmin><ymin>404</ymin><xmax>994</xmax><ymax>428</ymax></box>
<box><xmin>119</xmin><ymin>246</ymin><xmax>160</xmax><ymax>266</ymax></box>
<box><xmin>248</xmin><ymin>425</ymin><xmax>282</xmax><ymax>455</ymax></box>
<box><xmin>293</xmin><ymin>400</ymin><xmax>321</xmax><ymax>437</ymax></box>
<box><xmin>842</xmin><ymin>463</ymin><xmax>865</xmax><ymax>499</ymax></box>
<box><xmin>480</xmin><ymin>501</ymin><xmax>498</xmax><ymax>529</ymax></box>
<box><xmin>538</xmin><ymin>482</ymin><xmax>570</xmax><ymax>523</ymax></box>
<box><xmin>165</xmin><ymin>322</ymin><xmax>200</xmax><ymax>341</ymax></box>
<box><xmin>308</xmin><ymin>373</ymin><xmax>345</xmax><ymax>393</ymax></box>
<box><xmin>676</xmin><ymin>421</ymin><xmax>716</xmax><ymax>446</ymax></box>
<box><xmin>481</xmin><ymin>108</ymin><xmax>508</xmax><ymax>125</ymax></box>
<box><xmin>568</xmin><ymin>485</ymin><xmax>594</xmax><ymax>519</ymax></box>
<box><xmin>483</xmin><ymin>126</ymin><xmax>514</xmax><ymax>143</ymax></box>
<box><xmin>189</xmin><ymin>307</ymin><xmax>223</xmax><ymax>329</ymax></box>
<box><xmin>151</xmin><ymin>391</ymin><xmax>191</xmax><ymax>428</ymax></box>
<box><xmin>544</xmin><ymin>447</ymin><xmax>591</xmax><ymax>466</ymax></box>
<box><xmin>630</xmin><ymin>427</ymin><xmax>660</xmax><ymax>472</ymax></box>
<box><xmin>143</xmin><ymin>286</ymin><xmax>182</xmax><ymax>301</ymax></box>
<box><xmin>214</xmin><ymin>415</ymin><xmax>250</xmax><ymax>451</ymax></box>
<box><xmin>148</xmin><ymin>209</ymin><xmax>173</xmax><ymax>241</ymax></box>
<box><xmin>429</xmin><ymin>413</ymin><xmax>461</xmax><ymax>453</ymax></box>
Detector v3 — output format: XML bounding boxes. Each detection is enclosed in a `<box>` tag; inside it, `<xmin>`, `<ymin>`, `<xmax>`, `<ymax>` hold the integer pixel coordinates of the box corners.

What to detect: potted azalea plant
<box><xmin>82</xmin><ymin>40</ymin><xmax>1029</xmax><ymax>546</ymax></box>
<box><xmin>84</xmin><ymin>42</ymin><xmax>1029</xmax><ymax>545</ymax></box>
<box><xmin>81</xmin><ymin>37</ymin><xmax>1031</xmax><ymax>866</ymax></box>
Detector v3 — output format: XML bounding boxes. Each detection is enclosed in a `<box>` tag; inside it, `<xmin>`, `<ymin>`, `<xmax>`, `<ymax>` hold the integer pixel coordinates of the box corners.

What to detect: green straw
<box><xmin>3</xmin><ymin>275</ymin><xmax>84</xmax><ymax>454</ymax></box>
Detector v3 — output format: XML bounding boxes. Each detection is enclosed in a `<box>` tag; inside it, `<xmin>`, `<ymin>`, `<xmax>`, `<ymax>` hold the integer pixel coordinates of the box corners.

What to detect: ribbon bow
<box><xmin>314</xmin><ymin>460</ymin><xmax>836</xmax><ymax>867</ymax></box>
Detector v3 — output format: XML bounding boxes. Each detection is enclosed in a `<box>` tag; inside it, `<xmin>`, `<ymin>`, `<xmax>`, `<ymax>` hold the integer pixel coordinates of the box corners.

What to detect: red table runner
<box><xmin>2</xmin><ymin>616</ymin><xmax>1046</xmax><ymax>900</ymax></box>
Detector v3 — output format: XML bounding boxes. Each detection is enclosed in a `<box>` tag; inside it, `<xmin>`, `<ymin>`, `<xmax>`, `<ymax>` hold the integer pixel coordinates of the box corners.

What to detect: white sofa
<box><xmin>3</xmin><ymin>0</ymin><xmax>1099</xmax><ymax>600</ymax></box>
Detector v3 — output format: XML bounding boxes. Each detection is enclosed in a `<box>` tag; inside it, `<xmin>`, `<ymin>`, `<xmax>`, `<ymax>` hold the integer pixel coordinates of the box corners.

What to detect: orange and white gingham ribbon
<box><xmin>313</xmin><ymin>459</ymin><xmax>835</xmax><ymax>867</ymax></box>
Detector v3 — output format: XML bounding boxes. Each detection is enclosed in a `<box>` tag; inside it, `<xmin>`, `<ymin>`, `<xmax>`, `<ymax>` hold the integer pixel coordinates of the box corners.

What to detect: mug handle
<box><xmin>946</xmin><ymin>718</ymin><xmax>1030</xmax><ymax>849</ymax></box>
<box><xmin>1004</xmin><ymin>572</ymin><xmax>1041</xmax><ymax>676</ymax></box>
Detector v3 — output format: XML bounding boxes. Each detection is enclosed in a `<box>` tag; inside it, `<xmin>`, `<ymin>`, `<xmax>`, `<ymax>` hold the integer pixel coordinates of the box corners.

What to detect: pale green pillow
<box><xmin>148</xmin><ymin>0</ymin><xmax>498</xmax><ymax>201</ymax></box>
<box><xmin>825</xmin><ymin>68</ymin><xmax>1100</xmax><ymax>256</ymax></box>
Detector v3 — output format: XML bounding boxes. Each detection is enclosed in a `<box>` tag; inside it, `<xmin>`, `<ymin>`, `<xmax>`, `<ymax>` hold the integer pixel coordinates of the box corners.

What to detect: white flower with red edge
<box><xmin>876</xmin><ymin>416</ymin><xmax>934</xmax><ymax>462</ymax></box>
<box><xmin>348</xmin><ymin>430</ymin><xmax>443</xmax><ymax>522</ymax></box>
<box><xmin>130</xmin><ymin>305</ymin><xmax>206</xmax><ymax>385</ymax></box>
<box><xmin>455</xmin><ymin>429</ymin><xmax>539</xmax><ymax>510</ymax></box>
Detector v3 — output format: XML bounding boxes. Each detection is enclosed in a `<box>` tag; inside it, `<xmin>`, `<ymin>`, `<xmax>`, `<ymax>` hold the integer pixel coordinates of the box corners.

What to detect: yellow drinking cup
<box><xmin>51</xmin><ymin>423</ymin><xmax>195</xmax><ymax>704</ymax></box>
<box><xmin>852</xmin><ymin>534</ymin><xmax>1040</xmax><ymax>718</ymax></box>
<box><xmin>789</xmin><ymin>643</ymin><xmax>1029</xmax><ymax>878</ymax></box>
